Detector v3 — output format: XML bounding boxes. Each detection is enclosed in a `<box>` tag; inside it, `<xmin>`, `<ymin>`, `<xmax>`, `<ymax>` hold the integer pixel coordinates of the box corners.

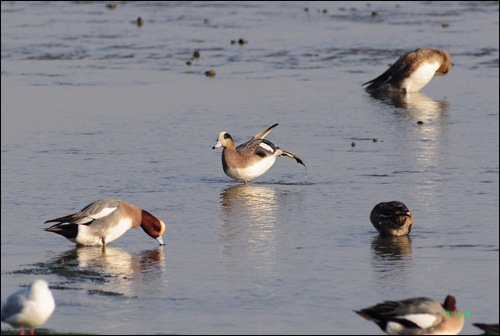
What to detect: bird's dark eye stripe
<box><xmin>224</xmin><ymin>133</ymin><xmax>232</xmax><ymax>139</ymax></box>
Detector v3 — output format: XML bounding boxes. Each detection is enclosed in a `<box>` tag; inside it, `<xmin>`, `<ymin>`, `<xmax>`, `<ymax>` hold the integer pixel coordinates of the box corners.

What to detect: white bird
<box><xmin>1</xmin><ymin>279</ymin><xmax>55</xmax><ymax>335</ymax></box>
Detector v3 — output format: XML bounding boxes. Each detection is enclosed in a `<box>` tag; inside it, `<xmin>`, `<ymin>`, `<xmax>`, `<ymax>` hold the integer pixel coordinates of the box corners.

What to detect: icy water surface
<box><xmin>1</xmin><ymin>1</ymin><xmax>499</xmax><ymax>335</ymax></box>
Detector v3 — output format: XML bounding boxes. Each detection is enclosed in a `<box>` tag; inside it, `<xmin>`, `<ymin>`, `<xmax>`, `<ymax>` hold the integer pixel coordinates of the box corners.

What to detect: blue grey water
<box><xmin>1</xmin><ymin>1</ymin><xmax>498</xmax><ymax>335</ymax></box>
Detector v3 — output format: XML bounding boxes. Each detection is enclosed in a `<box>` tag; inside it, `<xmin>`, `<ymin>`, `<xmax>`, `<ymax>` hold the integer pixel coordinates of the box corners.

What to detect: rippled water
<box><xmin>1</xmin><ymin>1</ymin><xmax>499</xmax><ymax>335</ymax></box>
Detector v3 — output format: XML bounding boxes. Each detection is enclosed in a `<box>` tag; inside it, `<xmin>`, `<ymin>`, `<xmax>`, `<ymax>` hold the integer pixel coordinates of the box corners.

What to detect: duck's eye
<box><xmin>154</xmin><ymin>225</ymin><xmax>160</xmax><ymax>231</ymax></box>
<box><xmin>224</xmin><ymin>133</ymin><xmax>232</xmax><ymax>140</ymax></box>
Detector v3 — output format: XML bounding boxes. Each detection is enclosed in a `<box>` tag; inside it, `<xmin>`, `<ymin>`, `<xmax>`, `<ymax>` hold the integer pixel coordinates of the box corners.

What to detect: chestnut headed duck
<box><xmin>212</xmin><ymin>123</ymin><xmax>306</xmax><ymax>183</ymax></box>
<box><xmin>363</xmin><ymin>48</ymin><xmax>451</xmax><ymax>92</ymax></box>
<box><xmin>355</xmin><ymin>295</ymin><xmax>465</xmax><ymax>335</ymax></box>
<box><xmin>44</xmin><ymin>199</ymin><xmax>165</xmax><ymax>246</ymax></box>
<box><xmin>1</xmin><ymin>279</ymin><xmax>55</xmax><ymax>335</ymax></box>
<box><xmin>370</xmin><ymin>201</ymin><xmax>413</xmax><ymax>236</ymax></box>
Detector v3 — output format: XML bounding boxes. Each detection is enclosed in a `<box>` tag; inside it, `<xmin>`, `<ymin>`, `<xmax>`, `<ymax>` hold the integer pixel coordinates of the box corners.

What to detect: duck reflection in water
<box><xmin>217</xmin><ymin>184</ymin><xmax>284</xmax><ymax>275</ymax></box>
<box><xmin>42</xmin><ymin>246</ymin><xmax>165</xmax><ymax>297</ymax></box>
<box><xmin>364</xmin><ymin>89</ymin><xmax>451</xmax><ymax>196</ymax></box>
<box><xmin>370</xmin><ymin>235</ymin><xmax>413</xmax><ymax>289</ymax></box>
<box><xmin>366</xmin><ymin>90</ymin><xmax>449</xmax><ymax>124</ymax></box>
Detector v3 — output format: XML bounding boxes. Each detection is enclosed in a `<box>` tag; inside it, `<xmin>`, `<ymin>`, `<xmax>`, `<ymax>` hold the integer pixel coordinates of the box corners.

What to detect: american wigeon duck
<box><xmin>370</xmin><ymin>201</ymin><xmax>413</xmax><ymax>236</ymax></box>
<box><xmin>355</xmin><ymin>295</ymin><xmax>465</xmax><ymax>335</ymax></box>
<box><xmin>44</xmin><ymin>199</ymin><xmax>165</xmax><ymax>246</ymax></box>
<box><xmin>212</xmin><ymin>123</ymin><xmax>306</xmax><ymax>183</ymax></box>
<box><xmin>1</xmin><ymin>279</ymin><xmax>55</xmax><ymax>335</ymax></box>
<box><xmin>474</xmin><ymin>323</ymin><xmax>500</xmax><ymax>335</ymax></box>
<box><xmin>363</xmin><ymin>48</ymin><xmax>451</xmax><ymax>92</ymax></box>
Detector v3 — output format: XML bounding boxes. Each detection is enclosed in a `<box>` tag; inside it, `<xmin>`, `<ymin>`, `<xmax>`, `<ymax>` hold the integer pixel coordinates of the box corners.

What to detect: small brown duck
<box><xmin>363</xmin><ymin>48</ymin><xmax>451</xmax><ymax>92</ymax></box>
<box><xmin>213</xmin><ymin>123</ymin><xmax>306</xmax><ymax>183</ymax></box>
<box><xmin>370</xmin><ymin>201</ymin><xmax>413</xmax><ymax>236</ymax></box>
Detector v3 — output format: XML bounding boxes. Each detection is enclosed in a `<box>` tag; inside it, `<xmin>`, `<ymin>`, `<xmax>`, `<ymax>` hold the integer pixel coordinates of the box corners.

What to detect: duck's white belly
<box><xmin>73</xmin><ymin>218</ymin><xmax>133</xmax><ymax>245</ymax></box>
<box><xmin>400</xmin><ymin>62</ymin><xmax>440</xmax><ymax>92</ymax></box>
<box><xmin>225</xmin><ymin>157</ymin><xmax>276</xmax><ymax>181</ymax></box>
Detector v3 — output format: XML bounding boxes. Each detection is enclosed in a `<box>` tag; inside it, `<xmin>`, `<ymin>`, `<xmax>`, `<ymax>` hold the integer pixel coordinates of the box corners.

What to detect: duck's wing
<box><xmin>44</xmin><ymin>199</ymin><xmax>120</xmax><ymax>226</ymax></box>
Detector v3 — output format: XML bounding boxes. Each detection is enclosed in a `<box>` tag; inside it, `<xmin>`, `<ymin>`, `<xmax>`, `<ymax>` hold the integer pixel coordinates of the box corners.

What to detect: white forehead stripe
<box><xmin>90</xmin><ymin>206</ymin><xmax>118</xmax><ymax>219</ymax></box>
<box><xmin>259</xmin><ymin>142</ymin><xmax>274</xmax><ymax>153</ymax></box>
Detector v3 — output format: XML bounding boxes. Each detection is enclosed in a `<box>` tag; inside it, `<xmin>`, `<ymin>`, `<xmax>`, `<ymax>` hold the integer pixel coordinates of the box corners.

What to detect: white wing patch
<box><xmin>258</xmin><ymin>142</ymin><xmax>274</xmax><ymax>153</ymax></box>
<box><xmin>398</xmin><ymin>313</ymin><xmax>438</xmax><ymax>329</ymax></box>
<box><xmin>90</xmin><ymin>206</ymin><xmax>117</xmax><ymax>219</ymax></box>
<box><xmin>75</xmin><ymin>206</ymin><xmax>118</xmax><ymax>223</ymax></box>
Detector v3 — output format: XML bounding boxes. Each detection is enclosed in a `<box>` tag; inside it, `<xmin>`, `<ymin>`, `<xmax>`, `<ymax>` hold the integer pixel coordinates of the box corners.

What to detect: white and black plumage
<box><xmin>45</xmin><ymin>199</ymin><xmax>165</xmax><ymax>246</ymax></box>
<box><xmin>213</xmin><ymin>123</ymin><xmax>306</xmax><ymax>183</ymax></box>
<box><xmin>355</xmin><ymin>295</ymin><xmax>464</xmax><ymax>335</ymax></box>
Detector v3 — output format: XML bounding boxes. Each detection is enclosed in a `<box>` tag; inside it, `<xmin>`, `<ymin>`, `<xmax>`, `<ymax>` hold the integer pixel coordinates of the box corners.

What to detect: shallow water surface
<box><xmin>1</xmin><ymin>1</ymin><xmax>499</xmax><ymax>335</ymax></box>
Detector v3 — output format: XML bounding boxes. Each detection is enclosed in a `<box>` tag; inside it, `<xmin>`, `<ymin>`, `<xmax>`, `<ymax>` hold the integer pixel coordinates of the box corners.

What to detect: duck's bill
<box><xmin>212</xmin><ymin>140</ymin><xmax>221</xmax><ymax>149</ymax></box>
<box><xmin>156</xmin><ymin>236</ymin><xmax>165</xmax><ymax>246</ymax></box>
